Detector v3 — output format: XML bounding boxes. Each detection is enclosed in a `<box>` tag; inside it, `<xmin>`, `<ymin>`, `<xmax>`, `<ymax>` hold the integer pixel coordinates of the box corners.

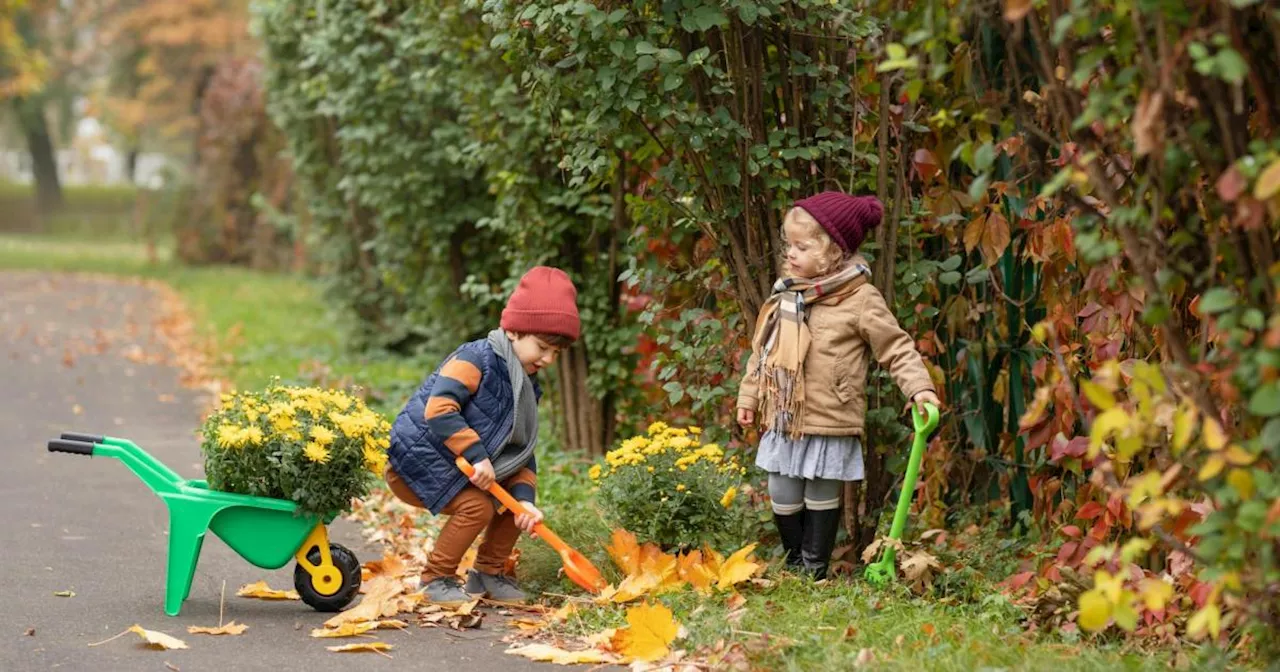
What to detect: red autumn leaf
<box><xmin>913</xmin><ymin>149</ymin><xmax>940</xmax><ymax>181</ymax></box>
<box><xmin>1007</xmin><ymin>571</ymin><xmax>1035</xmax><ymax>591</ymax></box>
<box><xmin>1076</xmin><ymin>502</ymin><xmax>1105</xmax><ymax>520</ymax></box>
<box><xmin>1060</xmin><ymin>525</ymin><xmax>1082</xmax><ymax>539</ymax></box>
<box><xmin>1215</xmin><ymin>165</ymin><xmax>1247</xmax><ymax>202</ymax></box>
<box><xmin>1056</xmin><ymin>541</ymin><xmax>1079</xmax><ymax>565</ymax></box>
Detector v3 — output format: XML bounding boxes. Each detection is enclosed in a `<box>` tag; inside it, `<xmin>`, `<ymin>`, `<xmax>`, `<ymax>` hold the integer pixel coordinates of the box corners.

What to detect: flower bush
<box><xmin>593</xmin><ymin>421</ymin><xmax>750</xmax><ymax>550</ymax></box>
<box><xmin>199</xmin><ymin>384</ymin><xmax>390</xmax><ymax>517</ymax></box>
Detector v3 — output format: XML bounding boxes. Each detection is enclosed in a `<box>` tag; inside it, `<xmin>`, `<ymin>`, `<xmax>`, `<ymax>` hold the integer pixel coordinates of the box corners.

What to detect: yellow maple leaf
<box><xmin>612</xmin><ymin>601</ymin><xmax>680</xmax><ymax>663</ymax></box>
<box><xmin>1187</xmin><ymin>603</ymin><xmax>1221</xmax><ymax>640</ymax></box>
<box><xmin>677</xmin><ymin>549</ymin><xmax>717</xmax><ymax>594</ymax></box>
<box><xmin>310</xmin><ymin>622</ymin><xmax>377</xmax><ymax>638</ymax></box>
<box><xmin>506</xmin><ymin>643</ymin><xmax>616</xmax><ymax>665</ymax></box>
<box><xmin>1139</xmin><ymin>578</ymin><xmax>1174</xmax><ymax>611</ymax></box>
<box><xmin>606</xmin><ymin>529</ymin><xmax>642</xmax><ymax>576</ymax></box>
<box><xmin>323</xmin><ymin>576</ymin><xmax>404</xmax><ymax>628</ymax></box>
<box><xmin>362</xmin><ymin>551</ymin><xmax>408</xmax><ymax>580</ymax></box>
<box><xmin>128</xmin><ymin>625</ymin><xmax>189</xmax><ymax>650</ymax></box>
<box><xmin>187</xmin><ymin>621</ymin><xmax>248</xmax><ymax>636</ymax></box>
<box><xmin>326</xmin><ymin>641</ymin><xmax>394</xmax><ymax>657</ymax></box>
<box><xmin>236</xmin><ymin>580</ymin><xmax>299</xmax><ymax>600</ymax></box>
<box><xmin>716</xmin><ymin>543</ymin><xmax>760</xmax><ymax>591</ymax></box>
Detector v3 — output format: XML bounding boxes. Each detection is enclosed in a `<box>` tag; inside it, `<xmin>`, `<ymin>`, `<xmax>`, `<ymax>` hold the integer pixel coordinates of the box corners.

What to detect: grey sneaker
<box><xmin>464</xmin><ymin>569</ymin><xmax>528</xmax><ymax>603</ymax></box>
<box><xmin>421</xmin><ymin>576</ymin><xmax>471</xmax><ymax>607</ymax></box>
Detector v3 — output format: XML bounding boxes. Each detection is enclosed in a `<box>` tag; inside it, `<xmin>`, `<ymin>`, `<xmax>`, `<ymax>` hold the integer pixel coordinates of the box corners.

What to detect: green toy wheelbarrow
<box><xmin>47</xmin><ymin>433</ymin><xmax>362</xmax><ymax>616</ymax></box>
<box><xmin>864</xmin><ymin>403</ymin><xmax>940</xmax><ymax>587</ymax></box>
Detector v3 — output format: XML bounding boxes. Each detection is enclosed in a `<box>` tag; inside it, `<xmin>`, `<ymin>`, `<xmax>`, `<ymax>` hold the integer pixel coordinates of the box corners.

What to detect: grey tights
<box><xmin>768</xmin><ymin>473</ymin><xmax>842</xmax><ymax>514</ymax></box>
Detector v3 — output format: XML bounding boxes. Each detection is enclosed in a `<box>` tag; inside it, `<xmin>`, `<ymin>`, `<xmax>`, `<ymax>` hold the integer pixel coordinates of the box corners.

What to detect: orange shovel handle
<box><xmin>453</xmin><ymin>457</ymin><xmax>569</xmax><ymax>553</ymax></box>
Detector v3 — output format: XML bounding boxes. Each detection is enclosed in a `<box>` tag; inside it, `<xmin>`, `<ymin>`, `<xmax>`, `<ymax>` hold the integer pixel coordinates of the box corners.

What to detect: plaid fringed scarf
<box><xmin>751</xmin><ymin>262</ymin><xmax>870</xmax><ymax>438</ymax></box>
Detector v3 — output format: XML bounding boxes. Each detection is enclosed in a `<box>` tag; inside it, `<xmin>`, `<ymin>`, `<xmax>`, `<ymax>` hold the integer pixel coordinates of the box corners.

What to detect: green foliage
<box><xmin>593</xmin><ymin>422</ymin><xmax>750</xmax><ymax>550</ymax></box>
<box><xmin>199</xmin><ymin>384</ymin><xmax>390</xmax><ymax>517</ymax></box>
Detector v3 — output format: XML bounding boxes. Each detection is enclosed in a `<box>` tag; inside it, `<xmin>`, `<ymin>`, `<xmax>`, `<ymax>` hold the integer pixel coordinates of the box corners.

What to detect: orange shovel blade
<box><xmin>455</xmin><ymin>457</ymin><xmax>607</xmax><ymax>594</ymax></box>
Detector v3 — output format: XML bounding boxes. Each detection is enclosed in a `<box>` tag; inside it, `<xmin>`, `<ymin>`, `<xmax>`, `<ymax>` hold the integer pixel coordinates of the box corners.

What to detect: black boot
<box><xmin>773</xmin><ymin>512</ymin><xmax>804</xmax><ymax>568</ymax></box>
<box><xmin>801</xmin><ymin>508</ymin><xmax>842</xmax><ymax>580</ymax></box>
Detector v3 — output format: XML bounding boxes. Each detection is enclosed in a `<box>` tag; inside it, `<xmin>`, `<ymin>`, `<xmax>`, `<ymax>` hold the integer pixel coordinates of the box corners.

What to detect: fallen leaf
<box><xmin>506</xmin><ymin>643</ymin><xmax>615</xmax><ymax>665</ymax></box>
<box><xmin>165</xmin><ymin>663</ymin><xmax>180</xmax><ymax>672</ymax></box>
<box><xmin>677</xmin><ymin>549</ymin><xmax>717</xmax><ymax>594</ymax></box>
<box><xmin>901</xmin><ymin>551</ymin><xmax>941</xmax><ymax>592</ymax></box>
<box><xmin>855</xmin><ymin>647</ymin><xmax>876</xmax><ymax>667</ymax></box>
<box><xmin>326</xmin><ymin>642</ymin><xmax>394</xmax><ymax>657</ymax></box>
<box><xmin>456</xmin><ymin>546</ymin><xmax>478</xmax><ymax>577</ymax></box>
<box><xmin>509</xmin><ymin>618</ymin><xmax>544</xmax><ymax>631</ymax></box>
<box><xmin>24</xmin><ymin>628</ymin><xmax>35</xmax><ymax>636</ymax></box>
<box><xmin>324</xmin><ymin>576</ymin><xmax>404</xmax><ymax>628</ymax></box>
<box><xmin>310</xmin><ymin>622</ymin><xmax>377</xmax><ymax>638</ymax></box>
<box><xmin>236</xmin><ymin>581</ymin><xmax>299</xmax><ymax>601</ymax></box>
<box><xmin>725</xmin><ymin>593</ymin><xmax>747</xmax><ymax>611</ymax></box>
<box><xmin>187</xmin><ymin>621</ymin><xmax>248</xmax><ymax>636</ymax></box>
<box><xmin>606</xmin><ymin>529</ymin><xmax>643</xmax><ymax>576</ymax></box>
<box><xmin>362</xmin><ymin>552</ymin><xmax>407</xmax><ymax>580</ymax></box>
<box><xmin>612</xmin><ymin>601</ymin><xmax>680</xmax><ymax>663</ymax></box>
<box><xmin>53</xmin><ymin>591</ymin><xmax>75</xmax><ymax>598</ymax></box>
<box><xmin>716</xmin><ymin>543</ymin><xmax>760</xmax><ymax>591</ymax></box>
<box><xmin>128</xmin><ymin>625</ymin><xmax>189</xmax><ymax>650</ymax></box>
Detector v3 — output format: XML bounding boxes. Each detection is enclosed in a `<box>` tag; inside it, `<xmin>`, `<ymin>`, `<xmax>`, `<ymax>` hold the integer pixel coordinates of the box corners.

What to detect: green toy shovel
<box><xmin>864</xmin><ymin>402</ymin><xmax>940</xmax><ymax>587</ymax></box>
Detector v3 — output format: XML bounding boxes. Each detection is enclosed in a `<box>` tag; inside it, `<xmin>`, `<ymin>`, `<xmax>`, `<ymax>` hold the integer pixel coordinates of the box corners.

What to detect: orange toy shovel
<box><xmin>455</xmin><ymin>457</ymin><xmax>607</xmax><ymax>594</ymax></box>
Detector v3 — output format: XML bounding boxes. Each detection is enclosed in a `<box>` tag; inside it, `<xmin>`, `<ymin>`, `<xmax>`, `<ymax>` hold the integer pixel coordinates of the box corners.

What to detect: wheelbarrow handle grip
<box><xmin>61</xmin><ymin>432</ymin><xmax>105</xmax><ymax>444</ymax></box>
<box><xmin>48</xmin><ymin>439</ymin><xmax>96</xmax><ymax>456</ymax></box>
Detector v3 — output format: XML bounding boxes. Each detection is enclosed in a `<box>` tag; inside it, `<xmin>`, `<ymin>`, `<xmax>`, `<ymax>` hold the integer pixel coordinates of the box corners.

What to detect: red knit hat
<box><xmin>501</xmin><ymin>266</ymin><xmax>581</xmax><ymax>341</ymax></box>
<box><xmin>793</xmin><ymin>191</ymin><xmax>883</xmax><ymax>254</ymax></box>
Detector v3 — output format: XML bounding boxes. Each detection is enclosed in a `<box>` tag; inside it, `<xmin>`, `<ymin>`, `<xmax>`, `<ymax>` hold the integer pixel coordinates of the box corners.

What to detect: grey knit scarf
<box><xmin>486</xmin><ymin>329</ymin><xmax>538</xmax><ymax>481</ymax></box>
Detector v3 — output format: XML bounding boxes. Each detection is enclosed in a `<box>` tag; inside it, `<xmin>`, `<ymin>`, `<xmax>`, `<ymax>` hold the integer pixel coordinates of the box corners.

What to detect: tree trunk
<box><xmin>14</xmin><ymin>99</ymin><xmax>64</xmax><ymax>218</ymax></box>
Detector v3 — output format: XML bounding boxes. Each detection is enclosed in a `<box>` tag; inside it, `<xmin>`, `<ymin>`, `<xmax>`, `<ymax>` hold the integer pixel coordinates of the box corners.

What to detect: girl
<box><xmin>736</xmin><ymin>191</ymin><xmax>941</xmax><ymax>580</ymax></box>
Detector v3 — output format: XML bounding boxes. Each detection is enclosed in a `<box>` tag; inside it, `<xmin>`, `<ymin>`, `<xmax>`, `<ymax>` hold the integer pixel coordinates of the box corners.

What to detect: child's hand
<box><xmin>906</xmin><ymin>391</ymin><xmax>942</xmax><ymax>418</ymax></box>
<box><xmin>515</xmin><ymin>503</ymin><xmax>543</xmax><ymax>535</ymax></box>
<box><xmin>737</xmin><ymin>408</ymin><xmax>756</xmax><ymax>427</ymax></box>
<box><xmin>469</xmin><ymin>458</ymin><xmax>496</xmax><ymax>489</ymax></box>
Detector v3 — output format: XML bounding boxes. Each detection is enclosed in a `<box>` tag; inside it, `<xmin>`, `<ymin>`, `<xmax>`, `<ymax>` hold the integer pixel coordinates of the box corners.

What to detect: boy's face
<box><xmin>505</xmin><ymin>331</ymin><xmax>563</xmax><ymax>375</ymax></box>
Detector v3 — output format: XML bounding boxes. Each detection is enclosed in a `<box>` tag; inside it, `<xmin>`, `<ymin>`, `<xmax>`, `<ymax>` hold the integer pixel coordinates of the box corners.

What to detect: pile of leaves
<box><xmin>199</xmin><ymin>384</ymin><xmax>390</xmax><ymax>517</ymax></box>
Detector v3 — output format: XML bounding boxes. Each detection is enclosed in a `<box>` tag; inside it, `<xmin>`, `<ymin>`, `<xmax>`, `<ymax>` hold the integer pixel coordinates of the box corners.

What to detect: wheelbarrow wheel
<box><xmin>294</xmin><ymin>543</ymin><xmax>361</xmax><ymax>612</ymax></box>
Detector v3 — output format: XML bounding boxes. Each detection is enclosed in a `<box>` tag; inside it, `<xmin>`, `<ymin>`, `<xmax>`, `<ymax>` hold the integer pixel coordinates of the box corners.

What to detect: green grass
<box><xmin>1</xmin><ymin>182</ymin><xmax>150</xmax><ymax>241</ymax></box>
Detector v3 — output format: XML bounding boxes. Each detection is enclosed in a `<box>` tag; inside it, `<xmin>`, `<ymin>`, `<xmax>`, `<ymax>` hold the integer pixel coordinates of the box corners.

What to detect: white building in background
<box><xmin>0</xmin><ymin>115</ymin><xmax>173</xmax><ymax>189</ymax></box>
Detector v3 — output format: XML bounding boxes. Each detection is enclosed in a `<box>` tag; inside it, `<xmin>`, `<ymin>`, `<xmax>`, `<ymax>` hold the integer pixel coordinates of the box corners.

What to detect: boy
<box><xmin>385</xmin><ymin>266</ymin><xmax>580</xmax><ymax>604</ymax></box>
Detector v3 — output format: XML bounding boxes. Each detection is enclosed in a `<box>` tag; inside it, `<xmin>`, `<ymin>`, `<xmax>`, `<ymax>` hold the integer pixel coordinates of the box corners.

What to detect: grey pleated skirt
<box><xmin>755</xmin><ymin>430</ymin><xmax>865</xmax><ymax>481</ymax></box>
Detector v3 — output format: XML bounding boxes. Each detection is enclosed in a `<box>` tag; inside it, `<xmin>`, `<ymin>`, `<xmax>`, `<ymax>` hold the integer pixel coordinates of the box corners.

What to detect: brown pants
<box><xmin>385</xmin><ymin>467</ymin><xmax>522</xmax><ymax>583</ymax></box>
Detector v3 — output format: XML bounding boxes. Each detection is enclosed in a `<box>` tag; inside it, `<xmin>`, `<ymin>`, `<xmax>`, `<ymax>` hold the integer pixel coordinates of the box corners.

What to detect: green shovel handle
<box><xmin>881</xmin><ymin>403</ymin><xmax>940</xmax><ymax>565</ymax></box>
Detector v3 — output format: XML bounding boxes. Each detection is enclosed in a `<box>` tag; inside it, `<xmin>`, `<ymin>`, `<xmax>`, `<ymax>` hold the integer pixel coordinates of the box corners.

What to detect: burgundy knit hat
<box><xmin>501</xmin><ymin>266</ymin><xmax>581</xmax><ymax>341</ymax></box>
<box><xmin>793</xmin><ymin>191</ymin><xmax>884</xmax><ymax>254</ymax></box>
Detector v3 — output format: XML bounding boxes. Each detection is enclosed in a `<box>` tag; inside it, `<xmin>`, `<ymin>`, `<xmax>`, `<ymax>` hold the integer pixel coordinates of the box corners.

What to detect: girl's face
<box><xmin>782</xmin><ymin>217</ymin><xmax>834</xmax><ymax>279</ymax></box>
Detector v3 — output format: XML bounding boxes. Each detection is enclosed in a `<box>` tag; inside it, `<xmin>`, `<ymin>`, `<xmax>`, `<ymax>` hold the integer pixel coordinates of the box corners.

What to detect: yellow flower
<box><xmin>646</xmin><ymin>421</ymin><xmax>669</xmax><ymax>436</ymax></box>
<box><xmin>216</xmin><ymin>423</ymin><xmax>246</xmax><ymax>449</ymax></box>
<box><xmin>647</xmin><ymin>466</ymin><xmax>655</xmax><ymax>473</ymax></box>
<box><xmin>303</xmin><ymin>442</ymin><xmax>331</xmax><ymax>464</ymax></box>
<box><xmin>689</xmin><ymin>426</ymin><xmax>702</xmax><ymax>435</ymax></box>
<box><xmin>363</xmin><ymin>446</ymin><xmax>387</xmax><ymax>473</ymax></box>
<box><xmin>668</xmin><ymin>436</ymin><xmax>693</xmax><ymax>451</ymax></box>
<box><xmin>242</xmin><ymin>426</ymin><xmax>265</xmax><ymax>446</ymax></box>
<box><xmin>720</xmin><ymin>486</ymin><xmax>738</xmax><ymax>508</ymax></box>
<box><xmin>310</xmin><ymin>425</ymin><xmax>336</xmax><ymax>446</ymax></box>
<box><xmin>245</xmin><ymin>406</ymin><xmax>260</xmax><ymax>424</ymax></box>
<box><xmin>589</xmin><ymin>464</ymin><xmax>603</xmax><ymax>481</ymax></box>
<box><xmin>676</xmin><ymin>484</ymin><xmax>686</xmax><ymax>492</ymax></box>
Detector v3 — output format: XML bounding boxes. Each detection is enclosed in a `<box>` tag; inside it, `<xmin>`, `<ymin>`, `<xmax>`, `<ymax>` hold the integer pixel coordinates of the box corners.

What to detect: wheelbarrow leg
<box><xmin>163</xmin><ymin>500</ymin><xmax>219</xmax><ymax>616</ymax></box>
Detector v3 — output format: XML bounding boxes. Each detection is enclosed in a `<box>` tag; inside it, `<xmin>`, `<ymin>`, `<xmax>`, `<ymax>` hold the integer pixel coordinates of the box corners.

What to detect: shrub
<box><xmin>199</xmin><ymin>384</ymin><xmax>390</xmax><ymax>517</ymax></box>
<box><xmin>593</xmin><ymin>421</ymin><xmax>750</xmax><ymax>550</ymax></box>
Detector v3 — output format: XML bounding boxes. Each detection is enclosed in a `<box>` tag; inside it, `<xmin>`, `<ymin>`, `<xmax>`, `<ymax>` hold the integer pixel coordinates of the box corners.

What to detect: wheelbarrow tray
<box><xmin>48</xmin><ymin>433</ymin><xmax>356</xmax><ymax>616</ymax></box>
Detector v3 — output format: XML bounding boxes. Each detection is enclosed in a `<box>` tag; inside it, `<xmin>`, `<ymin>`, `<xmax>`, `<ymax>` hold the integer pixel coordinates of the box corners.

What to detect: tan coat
<box><xmin>736</xmin><ymin>275</ymin><xmax>936</xmax><ymax>437</ymax></box>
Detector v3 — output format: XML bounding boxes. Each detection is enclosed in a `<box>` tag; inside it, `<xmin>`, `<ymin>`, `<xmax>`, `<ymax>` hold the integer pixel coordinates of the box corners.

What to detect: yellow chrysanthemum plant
<box><xmin>199</xmin><ymin>384</ymin><xmax>391</xmax><ymax>518</ymax></box>
<box><xmin>593</xmin><ymin>421</ymin><xmax>752</xmax><ymax>550</ymax></box>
